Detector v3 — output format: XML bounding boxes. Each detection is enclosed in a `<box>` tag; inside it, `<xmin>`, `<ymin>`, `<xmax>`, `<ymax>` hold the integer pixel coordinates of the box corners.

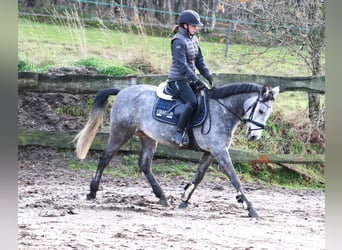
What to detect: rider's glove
<box><xmin>205</xmin><ymin>75</ymin><xmax>214</xmax><ymax>87</ymax></box>
<box><xmin>195</xmin><ymin>79</ymin><xmax>207</xmax><ymax>90</ymax></box>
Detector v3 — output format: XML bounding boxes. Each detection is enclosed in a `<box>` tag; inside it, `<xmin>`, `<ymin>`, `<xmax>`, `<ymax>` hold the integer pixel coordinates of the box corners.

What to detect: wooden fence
<box><xmin>18</xmin><ymin>72</ymin><xmax>325</xmax><ymax>94</ymax></box>
<box><xmin>18</xmin><ymin>72</ymin><xmax>325</xmax><ymax>165</ymax></box>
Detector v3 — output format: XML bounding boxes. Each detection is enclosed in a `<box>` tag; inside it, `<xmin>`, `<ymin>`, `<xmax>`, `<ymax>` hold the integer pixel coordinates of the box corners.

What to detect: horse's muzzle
<box><xmin>246</xmin><ymin>128</ymin><xmax>261</xmax><ymax>141</ymax></box>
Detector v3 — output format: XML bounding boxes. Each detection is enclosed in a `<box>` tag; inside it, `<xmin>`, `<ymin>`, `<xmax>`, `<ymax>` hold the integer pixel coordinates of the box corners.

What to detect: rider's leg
<box><xmin>171</xmin><ymin>102</ymin><xmax>194</xmax><ymax>145</ymax></box>
<box><xmin>168</xmin><ymin>80</ymin><xmax>197</xmax><ymax>146</ymax></box>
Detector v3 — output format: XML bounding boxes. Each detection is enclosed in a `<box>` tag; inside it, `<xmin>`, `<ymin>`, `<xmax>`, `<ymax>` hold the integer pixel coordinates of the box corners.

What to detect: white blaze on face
<box><xmin>245</xmin><ymin>100</ymin><xmax>272</xmax><ymax>141</ymax></box>
<box><xmin>244</xmin><ymin>86</ymin><xmax>280</xmax><ymax>141</ymax></box>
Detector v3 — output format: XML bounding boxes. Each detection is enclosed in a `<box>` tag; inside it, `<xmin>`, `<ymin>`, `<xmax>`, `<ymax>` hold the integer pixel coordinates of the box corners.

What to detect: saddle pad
<box><xmin>152</xmin><ymin>96</ymin><xmax>207</xmax><ymax>127</ymax></box>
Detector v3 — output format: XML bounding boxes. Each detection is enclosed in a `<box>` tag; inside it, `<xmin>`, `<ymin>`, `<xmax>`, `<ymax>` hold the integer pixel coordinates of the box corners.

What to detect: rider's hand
<box><xmin>205</xmin><ymin>75</ymin><xmax>214</xmax><ymax>87</ymax></box>
<box><xmin>195</xmin><ymin>79</ymin><xmax>207</xmax><ymax>90</ymax></box>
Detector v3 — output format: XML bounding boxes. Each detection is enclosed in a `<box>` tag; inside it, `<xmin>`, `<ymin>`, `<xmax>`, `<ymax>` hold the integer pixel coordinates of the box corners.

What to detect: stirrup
<box><xmin>171</xmin><ymin>131</ymin><xmax>183</xmax><ymax>145</ymax></box>
<box><xmin>171</xmin><ymin>131</ymin><xmax>188</xmax><ymax>147</ymax></box>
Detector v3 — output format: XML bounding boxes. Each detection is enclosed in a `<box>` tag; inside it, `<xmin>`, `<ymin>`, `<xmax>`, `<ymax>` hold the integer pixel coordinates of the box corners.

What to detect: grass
<box><xmin>18</xmin><ymin>17</ymin><xmax>316</xmax><ymax>76</ymax></box>
<box><xmin>73</xmin><ymin>57</ymin><xmax>134</xmax><ymax>76</ymax></box>
<box><xmin>67</xmin><ymin>153</ymin><xmax>323</xmax><ymax>189</ymax></box>
<box><xmin>68</xmin><ymin>154</ymin><xmax>198</xmax><ymax>178</ymax></box>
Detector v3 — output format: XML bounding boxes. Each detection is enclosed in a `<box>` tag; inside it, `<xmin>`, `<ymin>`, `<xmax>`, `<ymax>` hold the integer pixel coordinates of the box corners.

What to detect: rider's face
<box><xmin>185</xmin><ymin>24</ymin><xmax>198</xmax><ymax>35</ymax></box>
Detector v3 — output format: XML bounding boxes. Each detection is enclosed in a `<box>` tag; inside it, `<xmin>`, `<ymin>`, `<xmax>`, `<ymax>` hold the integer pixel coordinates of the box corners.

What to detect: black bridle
<box><xmin>214</xmin><ymin>93</ymin><xmax>274</xmax><ymax>131</ymax></box>
<box><xmin>200</xmin><ymin>91</ymin><xmax>274</xmax><ymax>135</ymax></box>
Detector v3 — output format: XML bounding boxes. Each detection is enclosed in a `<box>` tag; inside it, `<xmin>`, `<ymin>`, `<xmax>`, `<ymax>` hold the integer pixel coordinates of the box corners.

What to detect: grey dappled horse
<box><xmin>74</xmin><ymin>83</ymin><xmax>280</xmax><ymax>218</ymax></box>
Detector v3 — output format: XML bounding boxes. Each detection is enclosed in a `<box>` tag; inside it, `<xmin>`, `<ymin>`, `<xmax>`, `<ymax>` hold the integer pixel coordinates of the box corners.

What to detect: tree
<box><xmin>226</xmin><ymin>0</ymin><xmax>325</xmax><ymax>130</ymax></box>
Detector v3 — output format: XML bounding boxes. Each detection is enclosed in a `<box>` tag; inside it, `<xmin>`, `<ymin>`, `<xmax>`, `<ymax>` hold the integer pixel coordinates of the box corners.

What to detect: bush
<box><xmin>18</xmin><ymin>59</ymin><xmax>34</xmax><ymax>72</ymax></box>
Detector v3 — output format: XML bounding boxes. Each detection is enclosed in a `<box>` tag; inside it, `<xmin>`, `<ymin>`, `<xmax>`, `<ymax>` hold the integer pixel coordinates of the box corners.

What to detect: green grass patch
<box><xmin>18</xmin><ymin>59</ymin><xmax>34</xmax><ymax>72</ymax></box>
<box><xmin>73</xmin><ymin>57</ymin><xmax>134</xmax><ymax>76</ymax></box>
<box><xmin>18</xmin><ymin>17</ymin><xmax>319</xmax><ymax>76</ymax></box>
<box><xmin>209</xmin><ymin>161</ymin><xmax>323</xmax><ymax>189</ymax></box>
<box><xmin>68</xmin><ymin>153</ymin><xmax>323</xmax><ymax>189</ymax></box>
<box><xmin>68</xmin><ymin>154</ymin><xmax>198</xmax><ymax>178</ymax></box>
<box><xmin>253</xmin><ymin>163</ymin><xmax>323</xmax><ymax>189</ymax></box>
<box><xmin>54</xmin><ymin>96</ymin><xmax>94</xmax><ymax>117</ymax></box>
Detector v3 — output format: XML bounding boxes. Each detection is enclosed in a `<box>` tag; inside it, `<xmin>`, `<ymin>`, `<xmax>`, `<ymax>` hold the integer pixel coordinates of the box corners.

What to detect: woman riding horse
<box><xmin>167</xmin><ymin>10</ymin><xmax>213</xmax><ymax>146</ymax></box>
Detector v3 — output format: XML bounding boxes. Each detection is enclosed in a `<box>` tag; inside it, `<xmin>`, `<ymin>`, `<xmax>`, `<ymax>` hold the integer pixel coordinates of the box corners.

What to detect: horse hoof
<box><xmin>86</xmin><ymin>193</ymin><xmax>96</xmax><ymax>200</ymax></box>
<box><xmin>248</xmin><ymin>208</ymin><xmax>259</xmax><ymax>218</ymax></box>
<box><xmin>159</xmin><ymin>199</ymin><xmax>169</xmax><ymax>207</ymax></box>
<box><xmin>178</xmin><ymin>201</ymin><xmax>188</xmax><ymax>209</ymax></box>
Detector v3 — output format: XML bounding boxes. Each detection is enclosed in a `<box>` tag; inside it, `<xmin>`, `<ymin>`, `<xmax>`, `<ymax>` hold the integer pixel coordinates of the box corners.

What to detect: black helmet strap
<box><xmin>183</xmin><ymin>24</ymin><xmax>193</xmax><ymax>38</ymax></box>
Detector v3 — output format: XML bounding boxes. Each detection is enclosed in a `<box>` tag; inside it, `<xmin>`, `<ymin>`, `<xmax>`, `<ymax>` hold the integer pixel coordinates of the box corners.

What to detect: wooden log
<box><xmin>138</xmin><ymin>74</ymin><xmax>325</xmax><ymax>93</ymax></box>
<box><xmin>18</xmin><ymin>72</ymin><xmax>137</xmax><ymax>94</ymax></box>
<box><xmin>276</xmin><ymin>163</ymin><xmax>325</xmax><ymax>184</ymax></box>
<box><xmin>209</xmin><ymin>74</ymin><xmax>325</xmax><ymax>94</ymax></box>
<box><xmin>18</xmin><ymin>72</ymin><xmax>39</xmax><ymax>90</ymax></box>
<box><xmin>18</xmin><ymin>129</ymin><xmax>325</xmax><ymax>164</ymax></box>
<box><xmin>18</xmin><ymin>73</ymin><xmax>325</xmax><ymax>94</ymax></box>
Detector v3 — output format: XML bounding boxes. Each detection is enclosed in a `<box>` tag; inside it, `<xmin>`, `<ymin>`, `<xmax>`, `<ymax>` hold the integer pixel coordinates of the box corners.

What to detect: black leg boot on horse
<box><xmin>171</xmin><ymin>102</ymin><xmax>194</xmax><ymax>146</ymax></box>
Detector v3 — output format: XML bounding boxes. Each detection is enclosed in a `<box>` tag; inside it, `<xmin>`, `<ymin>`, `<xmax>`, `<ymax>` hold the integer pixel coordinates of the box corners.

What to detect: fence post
<box><xmin>225</xmin><ymin>27</ymin><xmax>231</xmax><ymax>57</ymax></box>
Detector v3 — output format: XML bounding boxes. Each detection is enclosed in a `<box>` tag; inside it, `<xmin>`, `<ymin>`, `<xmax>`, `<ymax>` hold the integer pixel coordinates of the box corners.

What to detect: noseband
<box><xmin>243</xmin><ymin>97</ymin><xmax>265</xmax><ymax>131</ymax></box>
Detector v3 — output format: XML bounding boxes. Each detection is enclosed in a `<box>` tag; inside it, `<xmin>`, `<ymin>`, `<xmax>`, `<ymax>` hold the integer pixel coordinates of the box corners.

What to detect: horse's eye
<box><xmin>259</xmin><ymin>110</ymin><xmax>265</xmax><ymax>115</ymax></box>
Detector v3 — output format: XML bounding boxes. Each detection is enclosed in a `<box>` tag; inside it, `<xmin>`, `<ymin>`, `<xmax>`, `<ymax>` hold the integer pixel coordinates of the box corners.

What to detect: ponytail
<box><xmin>172</xmin><ymin>25</ymin><xmax>179</xmax><ymax>34</ymax></box>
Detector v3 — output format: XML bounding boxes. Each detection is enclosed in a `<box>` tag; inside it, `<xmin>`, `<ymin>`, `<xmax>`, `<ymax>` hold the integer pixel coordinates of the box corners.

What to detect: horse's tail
<box><xmin>73</xmin><ymin>88</ymin><xmax>121</xmax><ymax>159</ymax></box>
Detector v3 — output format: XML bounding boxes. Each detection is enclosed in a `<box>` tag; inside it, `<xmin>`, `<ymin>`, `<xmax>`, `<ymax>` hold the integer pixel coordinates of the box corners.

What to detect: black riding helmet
<box><xmin>178</xmin><ymin>10</ymin><xmax>203</xmax><ymax>27</ymax></box>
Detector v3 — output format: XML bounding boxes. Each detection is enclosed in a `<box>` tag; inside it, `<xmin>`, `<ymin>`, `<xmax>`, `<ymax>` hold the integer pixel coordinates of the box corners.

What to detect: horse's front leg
<box><xmin>214</xmin><ymin>148</ymin><xmax>259</xmax><ymax>218</ymax></box>
<box><xmin>179</xmin><ymin>152</ymin><xmax>213</xmax><ymax>208</ymax></box>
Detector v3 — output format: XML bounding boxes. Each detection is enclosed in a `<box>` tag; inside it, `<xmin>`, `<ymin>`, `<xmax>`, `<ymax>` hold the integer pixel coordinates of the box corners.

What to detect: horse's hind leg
<box><xmin>87</xmin><ymin>146</ymin><xmax>116</xmax><ymax>200</ymax></box>
<box><xmin>87</xmin><ymin>129</ymin><xmax>134</xmax><ymax>200</ymax></box>
<box><xmin>138</xmin><ymin>135</ymin><xmax>169</xmax><ymax>207</ymax></box>
<box><xmin>179</xmin><ymin>152</ymin><xmax>213</xmax><ymax>208</ymax></box>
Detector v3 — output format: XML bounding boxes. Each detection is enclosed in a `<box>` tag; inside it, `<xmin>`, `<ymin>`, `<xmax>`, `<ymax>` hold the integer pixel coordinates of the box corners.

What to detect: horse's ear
<box><xmin>260</xmin><ymin>85</ymin><xmax>269</xmax><ymax>98</ymax></box>
<box><xmin>272</xmin><ymin>86</ymin><xmax>280</xmax><ymax>97</ymax></box>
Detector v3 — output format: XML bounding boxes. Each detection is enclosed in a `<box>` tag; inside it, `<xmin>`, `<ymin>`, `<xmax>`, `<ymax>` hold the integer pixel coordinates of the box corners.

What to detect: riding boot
<box><xmin>171</xmin><ymin>103</ymin><xmax>194</xmax><ymax>146</ymax></box>
<box><xmin>171</xmin><ymin>129</ymin><xmax>184</xmax><ymax>146</ymax></box>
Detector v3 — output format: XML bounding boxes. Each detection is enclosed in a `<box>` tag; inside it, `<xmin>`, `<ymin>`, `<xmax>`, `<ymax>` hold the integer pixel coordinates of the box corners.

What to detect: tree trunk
<box><xmin>308</xmin><ymin>93</ymin><xmax>321</xmax><ymax>128</ymax></box>
<box><xmin>307</xmin><ymin>0</ymin><xmax>324</xmax><ymax>132</ymax></box>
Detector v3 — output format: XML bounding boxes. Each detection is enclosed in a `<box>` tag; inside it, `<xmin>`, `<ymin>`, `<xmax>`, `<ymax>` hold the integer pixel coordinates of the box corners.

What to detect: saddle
<box><xmin>153</xmin><ymin>81</ymin><xmax>208</xmax><ymax>127</ymax></box>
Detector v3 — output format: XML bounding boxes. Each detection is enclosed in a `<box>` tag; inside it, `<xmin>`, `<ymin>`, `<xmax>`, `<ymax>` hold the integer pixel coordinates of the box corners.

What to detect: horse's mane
<box><xmin>209</xmin><ymin>83</ymin><xmax>261</xmax><ymax>99</ymax></box>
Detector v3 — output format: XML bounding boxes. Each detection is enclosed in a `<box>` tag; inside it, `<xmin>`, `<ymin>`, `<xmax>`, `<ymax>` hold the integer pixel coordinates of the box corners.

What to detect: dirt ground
<box><xmin>18</xmin><ymin>91</ymin><xmax>325</xmax><ymax>249</ymax></box>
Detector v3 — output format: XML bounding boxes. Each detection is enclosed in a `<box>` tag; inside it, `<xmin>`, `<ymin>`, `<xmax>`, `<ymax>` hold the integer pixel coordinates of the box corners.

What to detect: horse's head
<box><xmin>243</xmin><ymin>85</ymin><xmax>280</xmax><ymax>141</ymax></box>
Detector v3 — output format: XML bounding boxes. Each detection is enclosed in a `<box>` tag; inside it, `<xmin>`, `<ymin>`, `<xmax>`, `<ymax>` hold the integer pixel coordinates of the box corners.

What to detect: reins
<box><xmin>200</xmin><ymin>88</ymin><xmax>275</xmax><ymax>135</ymax></box>
<box><xmin>203</xmin><ymin>93</ymin><xmax>269</xmax><ymax>135</ymax></box>
<box><xmin>214</xmin><ymin>97</ymin><xmax>264</xmax><ymax>128</ymax></box>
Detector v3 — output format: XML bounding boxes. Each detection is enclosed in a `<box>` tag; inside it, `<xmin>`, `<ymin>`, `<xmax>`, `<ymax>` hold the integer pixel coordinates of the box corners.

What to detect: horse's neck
<box><xmin>210</xmin><ymin>93</ymin><xmax>258</xmax><ymax>123</ymax></box>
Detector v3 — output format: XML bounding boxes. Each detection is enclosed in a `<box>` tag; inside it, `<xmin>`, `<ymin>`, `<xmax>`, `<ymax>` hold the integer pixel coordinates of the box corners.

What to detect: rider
<box><xmin>167</xmin><ymin>10</ymin><xmax>213</xmax><ymax>146</ymax></box>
